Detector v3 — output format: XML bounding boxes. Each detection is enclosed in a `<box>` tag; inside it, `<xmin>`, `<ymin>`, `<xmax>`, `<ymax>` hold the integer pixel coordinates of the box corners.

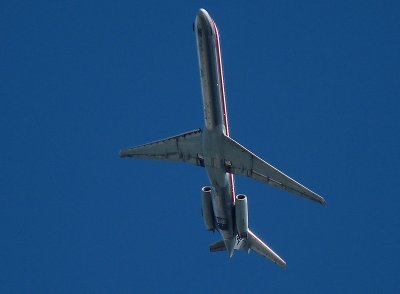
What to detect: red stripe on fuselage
<box><xmin>211</xmin><ymin>18</ymin><xmax>235</xmax><ymax>203</ymax></box>
<box><xmin>211</xmin><ymin>19</ymin><xmax>229</xmax><ymax>137</ymax></box>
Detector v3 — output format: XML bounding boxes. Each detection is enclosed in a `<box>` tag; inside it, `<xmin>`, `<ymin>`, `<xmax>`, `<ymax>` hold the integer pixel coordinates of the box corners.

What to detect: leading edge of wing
<box><xmin>221</xmin><ymin>135</ymin><xmax>326</xmax><ymax>205</ymax></box>
<box><xmin>120</xmin><ymin>129</ymin><xmax>205</xmax><ymax>167</ymax></box>
<box><xmin>247</xmin><ymin>229</ymin><xmax>287</xmax><ymax>267</ymax></box>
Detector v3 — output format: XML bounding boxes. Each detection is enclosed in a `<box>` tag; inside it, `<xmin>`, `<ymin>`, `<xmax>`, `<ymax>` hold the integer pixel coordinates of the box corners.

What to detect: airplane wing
<box><xmin>245</xmin><ymin>229</ymin><xmax>286</xmax><ymax>267</ymax></box>
<box><xmin>221</xmin><ymin>135</ymin><xmax>326</xmax><ymax>205</ymax></box>
<box><xmin>120</xmin><ymin>129</ymin><xmax>205</xmax><ymax>167</ymax></box>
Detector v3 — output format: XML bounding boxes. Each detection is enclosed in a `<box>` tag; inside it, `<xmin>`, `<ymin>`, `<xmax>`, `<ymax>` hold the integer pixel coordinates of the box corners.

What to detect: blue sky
<box><xmin>1</xmin><ymin>0</ymin><xmax>399</xmax><ymax>293</ymax></box>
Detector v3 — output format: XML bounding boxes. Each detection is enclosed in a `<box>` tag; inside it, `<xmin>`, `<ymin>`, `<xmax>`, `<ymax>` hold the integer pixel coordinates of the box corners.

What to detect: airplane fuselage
<box><xmin>195</xmin><ymin>9</ymin><xmax>236</xmax><ymax>251</ymax></box>
<box><xmin>120</xmin><ymin>8</ymin><xmax>325</xmax><ymax>267</ymax></box>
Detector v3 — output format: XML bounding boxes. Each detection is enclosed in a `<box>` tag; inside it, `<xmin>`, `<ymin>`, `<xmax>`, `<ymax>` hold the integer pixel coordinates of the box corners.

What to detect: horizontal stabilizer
<box><xmin>246</xmin><ymin>230</ymin><xmax>286</xmax><ymax>267</ymax></box>
<box><xmin>120</xmin><ymin>129</ymin><xmax>204</xmax><ymax>167</ymax></box>
<box><xmin>220</xmin><ymin>135</ymin><xmax>326</xmax><ymax>205</ymax></box>
<box><xmin>209</xmin><ymin>240</ymin><xmax>226</xmax><ymax>252</ymax></box>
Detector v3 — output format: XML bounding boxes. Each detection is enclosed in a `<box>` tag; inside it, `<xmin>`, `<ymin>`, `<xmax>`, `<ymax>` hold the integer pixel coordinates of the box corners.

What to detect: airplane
<box><xmin>120</xmin><ymin>8</ymin><xmax>326</xmax><ymax>267</ymax></box>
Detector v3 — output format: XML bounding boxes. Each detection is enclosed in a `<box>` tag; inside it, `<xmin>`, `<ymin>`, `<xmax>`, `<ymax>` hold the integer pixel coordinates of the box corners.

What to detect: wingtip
<box><xmin>119</xmin><ymin>149</ymin><xmax>127</xmax><ymax>158</ymax></box>
<box><xmin>276</xmin><ymin>257</ymin><xmax>287</xmax><ymax>268</ymax></box>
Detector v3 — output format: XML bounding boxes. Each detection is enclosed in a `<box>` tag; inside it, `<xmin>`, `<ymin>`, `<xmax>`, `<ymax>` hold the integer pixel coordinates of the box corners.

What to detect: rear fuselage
<box><xmin>195</xmin><ymin>9</ymin><xmax>236</xmax><ymax>249</ymax></box>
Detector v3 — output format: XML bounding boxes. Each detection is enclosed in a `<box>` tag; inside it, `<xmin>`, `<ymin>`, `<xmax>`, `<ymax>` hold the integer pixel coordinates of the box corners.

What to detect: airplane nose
<box><xmin>197</xmin><ymin>8</ymin><xmax>209</xmax><ymax>18</ymax></box>
<box><xmin>195</xmin><ymin>8</ymin><xmax>215</xmax><ymax>35</ymax></box>
<box><xmin>196</xmin><ymin>8</ymin><xmax>210</xmax><ymax>26</ymax></box>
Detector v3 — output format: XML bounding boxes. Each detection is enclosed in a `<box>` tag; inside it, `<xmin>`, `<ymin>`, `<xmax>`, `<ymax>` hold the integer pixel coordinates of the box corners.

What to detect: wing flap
<box><xmin>221</xmin><ymin>135</ymin><xmax>326</xmax><ymax>205</ymax></box>
<box><xmin>120</xmin><ymin>129</ymin><xmax>204</xmax><ymax>166</ymax></box>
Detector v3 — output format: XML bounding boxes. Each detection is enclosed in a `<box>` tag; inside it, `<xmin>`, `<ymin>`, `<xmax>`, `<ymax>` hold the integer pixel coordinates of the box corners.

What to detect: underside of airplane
<box><xmin>120</xmin><ymin>8</ymin><xmax>325</xmax><ymax>267</ymax></box>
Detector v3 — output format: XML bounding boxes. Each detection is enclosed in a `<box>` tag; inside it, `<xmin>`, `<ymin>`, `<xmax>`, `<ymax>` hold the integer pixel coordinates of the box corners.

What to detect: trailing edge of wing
<box><xmin>221</xmin><ymin>135</ymin><xmax>326</xmax><ymax>205</ymax></box>
<box><xmin>120</xmin><ymin>129</ymin><xmax>204</xmax><ymax>167</ymax></box>
<box><xmin>246</xmin><ymin>229</ymin><xmax>286</xmax><ymax>267</ymax></box>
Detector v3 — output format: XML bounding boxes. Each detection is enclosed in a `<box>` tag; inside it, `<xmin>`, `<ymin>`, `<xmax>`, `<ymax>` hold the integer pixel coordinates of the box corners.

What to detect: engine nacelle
<box><xmin>235</xmin><ymin>194</ymin><xmax>249</xmax><ymax>238</ymax></box>
<box><xmin>201</xmin><ymin>186</ymin><xmax>215</xmax><ymax>231</ymax></box>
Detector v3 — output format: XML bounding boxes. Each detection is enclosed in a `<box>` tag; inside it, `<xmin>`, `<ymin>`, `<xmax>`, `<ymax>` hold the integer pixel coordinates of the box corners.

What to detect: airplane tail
<box><xmin>209</xmin><ymin>239</ymin><xmax>235</xmax><ymax>257</ymax></box>
<box><xmin>209</xmin><ymin>231</ymin><xmax>286</xmax><ymax>267</ymax></box>
<box><xmin>244</xmin><ymin>229</ymin><xmax>286</xmax><ymax>267</ymax></box>
<box><xmin>209</xmin><ymin>240</ymin><xmax>226</xmax><ymax>252</ymax></box>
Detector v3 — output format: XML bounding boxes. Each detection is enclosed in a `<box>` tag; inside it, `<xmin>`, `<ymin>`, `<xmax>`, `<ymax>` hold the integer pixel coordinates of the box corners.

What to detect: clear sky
<box><xmin>2</xmin><ymin>0</ymin><xmax>400</xmax><ymax>293</ymax></box>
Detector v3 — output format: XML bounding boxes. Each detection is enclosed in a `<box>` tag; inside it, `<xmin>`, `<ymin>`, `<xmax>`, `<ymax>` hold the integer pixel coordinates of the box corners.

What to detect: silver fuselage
<box><xmin>195</xmin><ymin>9</ymin><xmax>236</xmax><ymax>250</ymax></box>
<box><xmin>120</xmin><ymin>9</ymin><xmax>325</xmax><ymax>266</ymax></box>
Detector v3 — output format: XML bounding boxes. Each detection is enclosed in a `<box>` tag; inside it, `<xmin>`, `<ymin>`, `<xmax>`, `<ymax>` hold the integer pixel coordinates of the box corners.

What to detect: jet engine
<box><xmin>235</xmin><ymin>194</ymin><xmax>248</xmax><ymax>238</ymax></box>
<box><xmin>201</xmin><ymin>186</ymin><xmax>215</xmax><ymax>231</ymax></box>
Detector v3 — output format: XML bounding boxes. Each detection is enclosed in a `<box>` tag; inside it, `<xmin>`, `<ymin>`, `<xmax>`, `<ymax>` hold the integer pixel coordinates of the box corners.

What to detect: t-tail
<box><xmin>202</xmin><ymin>187</ymin><xmax>286</xmax><ymax>267</ymax></box>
